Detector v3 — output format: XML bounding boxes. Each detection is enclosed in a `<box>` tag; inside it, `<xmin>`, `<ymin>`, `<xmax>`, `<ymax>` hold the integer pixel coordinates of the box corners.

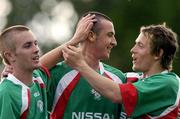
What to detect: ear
<box><xmin>154</xmin><ymin>49</ymin><xmax>163</xmax><ymax>60</ymax></box>
<box><xmin>3</xmin><ymin>51</ymin><xmax>16</xmax><ymax>64</ymax></box>
<box><xmin>88</xmin><ymin>31</ymin><xmax>96</xmax><ymax>42</ymax></box>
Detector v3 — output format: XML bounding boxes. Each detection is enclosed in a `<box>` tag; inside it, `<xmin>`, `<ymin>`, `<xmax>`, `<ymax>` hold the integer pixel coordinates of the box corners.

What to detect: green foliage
<box><xmin>2</xmin><ymin>0</ymin><xmax>180</xmax><ymax>75</ymax></box>
<box><xmin>71</xmin><ymin>0</ymin><xmax>180</xmax><ymax>74</ymax></box>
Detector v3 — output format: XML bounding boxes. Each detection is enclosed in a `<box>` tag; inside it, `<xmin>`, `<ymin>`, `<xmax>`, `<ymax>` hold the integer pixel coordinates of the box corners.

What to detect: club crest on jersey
<box><xmin>37</xmin><ymin>100</ymin><xmax>44</xmax><ymax>112</ymax></box>
<box><xmin>91</xmin><ymin>89</ymin><xmax>101</xmax><ymax>101</ymax></box>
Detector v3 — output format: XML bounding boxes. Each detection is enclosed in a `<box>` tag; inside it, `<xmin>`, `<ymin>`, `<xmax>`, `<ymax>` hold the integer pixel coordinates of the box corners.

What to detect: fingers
<box><xmin>81</xmin><ymin>14</ymin><xmax>96</xmax><ymax>22</ymax></box>
<box><xmin>71</xmin><ymin>14</ymin><xmax>96</xmax><ymax>44</ymax></box>
<box><xmin>85</xmin><ymin>22</ymin><xmax>93</xmax><ymax>32</ymax></box>
<box><xmin>78</xmin><ymin>14</ymin><xmax>97</xmax><ymax>30</ymax></box>
<box><xmin>62</xmin><ymin>45</ymin><xmax>85</xmax><ymax>71</ymax></box>
<box><xmin>67</xmin><ymin>45</ymin><xmax>79</xmax><ymax>52</ymax></box>
<box><xmin>62</xmin><ymin>46</ymin><xmax>75</xmax><ymax>61</ymax></box>
<box><xmin>63</xmin><ymin>46</ymin><xmax>76</xmax><ymax>55</ymax></box>
<box><xmin>1</xmin><ymin>72</ymin><xmax>8</xmax><ymax>78</ymax></box>
<box><xmin>1</xmin><ymin>65</ymin><xmax>13</xmax><ymax>78</ymax></box>
<box><xmin>62</xmin><ymin>46</ymin><xmax>76</xmax><ymax>66</ymax></box>
<box><xmin>62</xmin><ymin>45</ymin><xmax>80</xmax><ymax>60</ymax></box>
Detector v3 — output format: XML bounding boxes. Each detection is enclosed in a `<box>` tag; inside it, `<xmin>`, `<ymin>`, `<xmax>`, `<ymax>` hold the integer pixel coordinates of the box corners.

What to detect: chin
<box><xmin>132</xmin><ymin>66</ymin><xmax>138</xmax><ymax>71</ymax></box>
<box><xmin>33</xmin><ymin>64</ymin><xmax>41</xmax><ymax>69</ymax></box>
<box><xmin>105</xmin><ymin>54</ymin><xmax>110</xmax><ymax>59</ymax></box>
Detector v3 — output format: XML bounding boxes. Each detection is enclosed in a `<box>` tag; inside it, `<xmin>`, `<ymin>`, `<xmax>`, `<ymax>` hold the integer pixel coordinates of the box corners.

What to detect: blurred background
<box><xmin>0</xmin><ymin>0</ymin><xmax>180</xmax><ymax>75</ymax></box>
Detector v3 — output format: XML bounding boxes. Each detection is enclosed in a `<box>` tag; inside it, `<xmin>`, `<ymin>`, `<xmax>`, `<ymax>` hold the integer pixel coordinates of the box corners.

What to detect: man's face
<box><xmin>93</xmin><ymin>19</ymin><xmax>117</xmax><ymax>60</ymax></box>
<box><xmin>12</xmin><ymin>30</ymin><xmax>40</xmax><ymax>71</ymax></box>
<box><xmin>130</xmin><ymin>32</ymin><xmax>156</xmax><ymax>73</ymax></box>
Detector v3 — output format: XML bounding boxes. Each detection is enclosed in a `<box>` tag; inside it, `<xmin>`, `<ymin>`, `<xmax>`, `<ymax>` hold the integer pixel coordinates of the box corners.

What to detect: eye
<box><xmin>34</xmin><ymin>40</ymin><xmax>38</xmax><ymax>46</ymax></box>
<box><xmin>107</xmin><ymin>32</ymin><xmax>114</xmax><ymax>37</ymax></box>
<box><xmin>137</xmin><ymin>42</ymin><xmax>144</xmax><ymax>48</ymax></box>
<box><xmin>23</xmin><ymin>42</ymin><xmax>32</xmax><ymax>48</ymax></box>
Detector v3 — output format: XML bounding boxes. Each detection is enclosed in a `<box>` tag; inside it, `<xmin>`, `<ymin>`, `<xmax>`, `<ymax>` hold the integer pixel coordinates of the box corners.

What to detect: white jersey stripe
<box><xmin>6</xmin><ymin>74</ymin><xmax>29</xmax><ymax>115</ymax></box>
<box><xmin>126</xmin><ymin>72</ymin><xmax>141</xmax><ymax>78</ymax></box>
<box><xmin>104</xmin><ymin>70</ymin><xmax>122</xmax><ymax>84</ymax></box>
<box><xmin>21</xmin><ymin>87</ymin><xmax>29</xmax><ymax>115</ymax></box>
<box><xmin>99</xmin><ymin>62</ymin><xmax>122</xmax><ymax>84</ymax></box>
<box><xmin>148</xmin><ymin>75</ymin><xmax>180</xmax><ymax>119</ymax></box>
<box><xmin>99</xmin><ymin>62</ymin><xmax>105</xmax><ymax>75</ymax></box>
<box><xmin>52</xmin><ymin>62</ymin><xmax>123</xmax><ymax>113</ymax></box>
<box><xmin>33</xmin><ymin>77</ymin><xmax>44</xmax><ymax>84</ymax></box>
<box><xmin>52</xmin><ymin>70</ymin><xmax>79</xmax><ymax>112</ymax></box>
<box><xmin>6</xmin><ymin>74</ymin><xmax>29</xmax><ymax>89</ymax></box>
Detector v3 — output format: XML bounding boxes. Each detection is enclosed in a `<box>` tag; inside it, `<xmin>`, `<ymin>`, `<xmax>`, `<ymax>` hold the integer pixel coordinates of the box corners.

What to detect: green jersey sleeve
<box><xmin>0</xmin><ymin>80</ymin><xmax>21</xmax><ymax>119</ymax></box>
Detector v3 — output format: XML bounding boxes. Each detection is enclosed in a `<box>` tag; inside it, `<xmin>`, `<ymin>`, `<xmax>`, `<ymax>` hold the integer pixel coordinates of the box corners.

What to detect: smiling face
<box><xmin>12</xmin><ymin>30</ymin><xmax>40</xmax><ymax>71</ymax></box>
<box><xmin>130</xmin><ymin>32</ymin><xmax>157</xmax><ymax>73</ymax></box>
<box><xmin>92</xmin><ymin>19</ymin><xmax>117</xmax><ymax>60</ymax></box>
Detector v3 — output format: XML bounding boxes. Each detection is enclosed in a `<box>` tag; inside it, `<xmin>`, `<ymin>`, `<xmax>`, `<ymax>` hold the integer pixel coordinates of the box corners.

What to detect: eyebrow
<box><xmin>107</xmin><ymin>31</ymin><xmax>115</xmax><ymax>35</ymax></box>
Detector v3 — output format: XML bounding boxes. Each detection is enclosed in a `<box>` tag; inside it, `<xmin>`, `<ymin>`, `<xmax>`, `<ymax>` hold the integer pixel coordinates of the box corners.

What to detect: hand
<box><xmin>62</xmin><ymin>45</ymin><xmax>87</xmax><ymax>71</ymax></box>
<box><xmin>70</xmin><ymin>14</ymin><xmax>96</xmax><ymax>45</ymax></box>
<box><xmin>1</xmin><ymin>65</ymin><xmax>13</xmax><ymax>78</ymax></box>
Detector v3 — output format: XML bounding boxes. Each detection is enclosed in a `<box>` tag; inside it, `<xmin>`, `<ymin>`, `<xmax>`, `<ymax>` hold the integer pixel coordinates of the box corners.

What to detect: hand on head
<box><xmin>71</xmin><ymin>14</ymin><xmax>96</xmax><ymax>44</ymax></box>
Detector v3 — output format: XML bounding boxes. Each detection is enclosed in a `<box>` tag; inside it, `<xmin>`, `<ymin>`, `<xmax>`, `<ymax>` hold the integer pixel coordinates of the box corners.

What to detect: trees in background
<box><xmin>1</xmin><ymin>0</ymin><xmax>180</xmax><ymax>74</ymax></box>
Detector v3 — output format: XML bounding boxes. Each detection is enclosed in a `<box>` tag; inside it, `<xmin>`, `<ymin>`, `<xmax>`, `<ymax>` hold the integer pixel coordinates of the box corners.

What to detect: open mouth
<box><xmin>32</xmin><ymin>56</ymin><xmax>39</xmax><ymax>61</ymax></box>
<box><xmin>107</xmin><ymin>46</ymin><xmax>113</xmax><ymax>52</ymax></box>
<box><xmin>132</xmin><ymin>56</ymin><xmax>137</xmax><ymax>64</ymax></box>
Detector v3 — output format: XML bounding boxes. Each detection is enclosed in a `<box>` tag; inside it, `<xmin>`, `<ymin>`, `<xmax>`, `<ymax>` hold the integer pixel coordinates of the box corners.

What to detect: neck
<box><xmin>143</xmin><ymin>65</ymin><xmax>165</xmax><ymax>78</ymax></box>
<box><xmin>84</xmin><ymin>54</ymin><xmax>100</xmax><ymax>70</ymax></box>
<box><xmin>12</xmin><ymin>67</ymin><xmax>33</xmax><ymax>86</ymax></box>
<box><xmin>81</xmin><ymin>46</ymin><xmax>100</xmax><ymax>71</ymax></box>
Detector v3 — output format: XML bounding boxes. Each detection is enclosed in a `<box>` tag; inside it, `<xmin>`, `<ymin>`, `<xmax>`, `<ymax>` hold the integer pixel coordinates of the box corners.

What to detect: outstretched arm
<box><xmin>62</xmin><ymin>45</ymin><xmax>122</xmax><ymax>103</ymax></box>
<box><xmin>40</xmin><ymin>14</ymin><xmax>96</xmax><ymax>69</ymax></box>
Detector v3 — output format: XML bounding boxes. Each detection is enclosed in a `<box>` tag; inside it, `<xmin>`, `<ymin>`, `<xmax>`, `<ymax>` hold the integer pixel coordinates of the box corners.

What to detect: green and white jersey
<box><xmin>0</xmin><ymin>68</ymin><xmax>49</xmax><ymax>119</ymax></box>
<box><xmin>119</xmin><ymin>71</ymin><xmax>180</xmax><ymax>119</ymax></box>
<box><xmin>48</xmin><ymin>61</ymin><xmax>126</xmax><ymax>119</ymax></box>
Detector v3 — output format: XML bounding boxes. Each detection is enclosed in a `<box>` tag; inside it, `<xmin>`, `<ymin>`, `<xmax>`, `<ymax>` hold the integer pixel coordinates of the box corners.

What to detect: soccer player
<box><xmin>40</xmin><ymin>11</ymin><xmax>126</xmax><ymax>119</ymax></box>
<box><xmin>0</xmin><ymin>14</ymin><xmax>95</xmax><ymax>119</ymax></box>
<box><xmin>63</xmin><ymin>24</ymin><xmax>180</xmax><ymax>118</ymax></box>
<box><xmin>0</xmin><ymin>25</ymin><xmax>49</xmax><ymax>119</ymax></box>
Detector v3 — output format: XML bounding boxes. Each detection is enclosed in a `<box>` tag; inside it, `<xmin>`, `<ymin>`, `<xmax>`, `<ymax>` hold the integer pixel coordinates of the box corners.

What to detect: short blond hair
<box><xmin>0</xmin><ymin>25</ymin><xmax>30</xmax><ymax>65</ymax></box>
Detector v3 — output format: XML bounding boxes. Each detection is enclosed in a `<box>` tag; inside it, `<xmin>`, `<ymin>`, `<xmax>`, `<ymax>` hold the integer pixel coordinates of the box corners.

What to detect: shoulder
<box><xmin>0</xmin><ymin>79</ymin><xmax>19</xmax><ymax>98</ymax></box>
<box><xmin>50</xmin><ymin>61</ymin><xmax>74</xmax><ymax>76</ymax></box>
<box><xmin>150</xmin><ymin>72</ymin><xmax>178</xmax><ymax>82</ymax></box>
<box><xmin>102</xmin><ymin>63</ymin><xmax>126</xmax><ymax>83</ymax></box>
<box><xmin>102</xmin><ymin>63</ymin><xmax>124</xmax><ymax>74</ymax></box>
<box><xmin>50</xmin><ymin>61</ymin><xmax>69</xmax><ymax>70</ymax></box>
<box><xmin>125</xmin><ymin>72</ymin><xmax>142</xmax><ymax>83</ymax></box>
<box><xmin>0</xmin><ymin>79</ymin><xmax>15</xmax><ymax>91</ymax></box>
<box><xmin>33</xmin><ymin>67</ymin><xmax>49</xmax><ymax>79</ymax></box>
<box><xmin>0</xmin><ymin>80</ymin><xmax>21</xmax><ymax>118</ymax></box>
<box><xmin>146</xmin><ymin>72</ymin><xmax>179</xmax><ymax>89</ymax></box>
<box><xmin>33</xmin><ymin>62</ymin><xmax>70</xmax><ymax>79</ymax></box>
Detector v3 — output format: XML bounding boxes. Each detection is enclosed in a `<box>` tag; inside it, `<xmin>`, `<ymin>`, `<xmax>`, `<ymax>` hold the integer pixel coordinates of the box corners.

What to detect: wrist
<box><xmin>77</xmin><ymin>61</ymin><xmax>89</xmax><ymax>72</ymax></box>
<box><xmin>68</xmin><ymin>36</ymin><xmax>80</xmax><ymax>46</ymax></box>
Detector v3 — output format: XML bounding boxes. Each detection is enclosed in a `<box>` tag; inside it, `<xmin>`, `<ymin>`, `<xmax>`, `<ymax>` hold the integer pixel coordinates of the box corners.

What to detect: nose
<box><xmin>33</xmin><ymin>44</ymin><xmax>39</xmax><ymax>54</ymax></box>
<box><xmin>111</xmin><ymin>36</ymin><xmax>117</xmax><ymax>46</ymax></box>
<box><xmin>130</xmin><ymin>45</ymin><xmax>135</xmax><ymax>53</ymax></box>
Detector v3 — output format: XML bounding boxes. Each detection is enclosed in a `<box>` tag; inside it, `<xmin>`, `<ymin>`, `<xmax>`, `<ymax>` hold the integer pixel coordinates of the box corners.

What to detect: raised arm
<box><xmin>40</xmin><ymin>14</ymin><xmax>96</xmax><ymax>69</ymax></box>
<box><xmin>62</xmin><ymin>45</ymin><xmax>122</xmax><ymax>103</ymax></box>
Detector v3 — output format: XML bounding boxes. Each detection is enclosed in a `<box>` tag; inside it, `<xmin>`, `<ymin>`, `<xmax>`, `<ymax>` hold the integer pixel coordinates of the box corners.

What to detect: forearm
<box><xmin>78</xmin><ymin>63</ymin><xmax>122</xmax><ymax>103</ymax></box>
<box><xmin>40</xmin><ymin>45</ymin><xmax>63</xmax><ymax>69</ymax></box>
<box><xmin>40</xmin><ymin>14</ymin><xmax>95</xmax><ymax>69</ymax></box>
<box><xmin>40</xmin><ymin>39</ymin><xmax>78</xmax><ymax>69</ymax></box>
